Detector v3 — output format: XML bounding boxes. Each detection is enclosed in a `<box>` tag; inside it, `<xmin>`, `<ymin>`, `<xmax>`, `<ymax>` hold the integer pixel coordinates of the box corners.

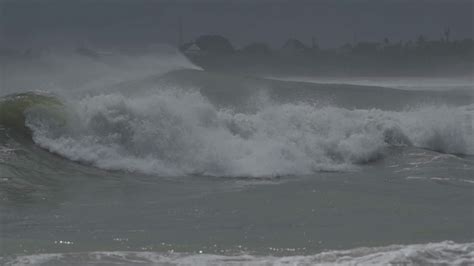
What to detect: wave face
<box><xmin>2</xmin><ymin>241</ymin><xmax>473</xmax><ymax>265</ymax></box>
<box><xmin>21</xmin><ymin>88</ymin><xmax>473</xmax><ymax>177</ymax></box>
<box><xmin>0</xmin><ymin>92</ymin><xmax>63</xmax><ymax>134</ymax></box>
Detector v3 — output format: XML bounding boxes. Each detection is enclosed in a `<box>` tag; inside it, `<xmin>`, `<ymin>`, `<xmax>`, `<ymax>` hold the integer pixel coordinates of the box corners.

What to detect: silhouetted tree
<box><xmin>195</xmin><ymin>35</ymin><xmax>234</xmax><ymax>54</ymax></box>
<box><xmin>352</xmin><ymin>42</ymin><xmax>380</xmax><ymax>55</ymax></box>
<box><xmin>281</xmin><ymin>39</ymin><xmax>309</xmax><ymax>54</ymax></box>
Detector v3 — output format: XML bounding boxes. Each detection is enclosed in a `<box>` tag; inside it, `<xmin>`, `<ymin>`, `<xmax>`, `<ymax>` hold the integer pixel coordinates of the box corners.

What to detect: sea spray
<box><xmin>22</xmin><ymin>89</ymin><xmax>473</xmax><ymax>177</ymax></box>
<box><xmin>1</xmin><ymin>45</ymin><xmax>201</xmax><ymax>96</ymax></box>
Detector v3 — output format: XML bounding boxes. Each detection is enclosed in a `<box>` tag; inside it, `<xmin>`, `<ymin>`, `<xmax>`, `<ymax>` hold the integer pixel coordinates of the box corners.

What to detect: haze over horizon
<box><xmin>1</xmin><ymin>0</ymin><xmax>473</xmax><ymax>50</ymax></box>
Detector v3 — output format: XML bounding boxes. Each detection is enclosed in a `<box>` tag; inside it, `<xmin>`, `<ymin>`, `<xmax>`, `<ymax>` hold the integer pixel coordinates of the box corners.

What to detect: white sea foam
<box><xmin>2</xmin><ymin>241</ymin><xmax>473</xmax><ymax>265</ymax></box>
<box><xmin>24</xmin><ymin>87</ymin><xmax>474</xmax><ymax>177</ymax></box>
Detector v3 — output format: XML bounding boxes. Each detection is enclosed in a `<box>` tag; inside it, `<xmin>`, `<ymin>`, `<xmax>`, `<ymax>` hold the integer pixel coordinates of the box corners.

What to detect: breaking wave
<box><xmin>12</xmin><ymin>88</ymin><xmax>472</xmax><ymax>177</ymax></box>
<box><xmin>2</xmin><ymin>241</ymin><xmax>473</xmax><ymax>265</ymax></box>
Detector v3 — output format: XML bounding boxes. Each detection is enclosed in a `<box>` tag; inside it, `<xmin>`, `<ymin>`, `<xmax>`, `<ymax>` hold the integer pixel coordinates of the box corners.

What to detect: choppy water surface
<box><xmin>1</xmin><ymin>48</ymin><xmax>473</xmax><ymax>265</ymax></box>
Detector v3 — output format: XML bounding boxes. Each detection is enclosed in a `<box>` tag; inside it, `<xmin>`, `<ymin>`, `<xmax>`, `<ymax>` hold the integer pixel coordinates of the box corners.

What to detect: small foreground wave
<box><xmin>2</xmin><ymin>241</ymin><xmax>473</xmax><ymax>265</ymax></box>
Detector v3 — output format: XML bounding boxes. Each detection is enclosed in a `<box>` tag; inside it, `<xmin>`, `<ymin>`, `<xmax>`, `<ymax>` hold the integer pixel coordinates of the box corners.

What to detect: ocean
<box><xmin>1</xmin><ymin>47</ymin><xmax>473</xmax><ymax>265</ymax></box>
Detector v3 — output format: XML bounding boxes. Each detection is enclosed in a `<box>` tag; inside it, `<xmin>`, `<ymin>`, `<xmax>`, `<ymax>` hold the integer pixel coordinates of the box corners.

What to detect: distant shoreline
<box><xmin>185</xmin><ymin>52</ymin><xmax>473</xmax><ymax>77</ymax></box>
<box><xmin>181</xmin><ymin>34</ymin><xmax>474</xmax><ymax>77</ymax></box>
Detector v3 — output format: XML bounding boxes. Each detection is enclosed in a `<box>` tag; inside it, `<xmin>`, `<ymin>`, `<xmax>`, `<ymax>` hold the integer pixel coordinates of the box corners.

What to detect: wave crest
<box><xmin>22</xmin><ymin>89</ymin><xmax>473</xmax><ymax>177</ymax></box>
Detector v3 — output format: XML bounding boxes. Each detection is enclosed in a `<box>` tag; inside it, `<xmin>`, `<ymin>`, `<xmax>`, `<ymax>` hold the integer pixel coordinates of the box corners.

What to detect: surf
<box><xmin>0</xmin><ymin>88</ymin><xmax>470</xmax><ymax>178</ymax></box>
<box><xmin>2</xmin><ymin>241</ymin><xmax>473</xmax><ymax>266</ymax></box>
<box><xmin>1</xmin><ymin>46</ymin><xmax>472</xmax><ymax>178</ymax></box>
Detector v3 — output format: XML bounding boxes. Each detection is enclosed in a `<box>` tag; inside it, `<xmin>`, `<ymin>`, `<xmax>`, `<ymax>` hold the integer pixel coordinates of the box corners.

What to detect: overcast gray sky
<box><xmin>1</xmin><ymin>0</ymin><xmax>473</xmax><ymax>49</ymax></box>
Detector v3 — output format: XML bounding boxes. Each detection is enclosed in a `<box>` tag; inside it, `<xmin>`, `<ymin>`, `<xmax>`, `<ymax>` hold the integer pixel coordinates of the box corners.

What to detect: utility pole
<box><xmin>444</xmin><ymin>28</ymin><xmax>451</xmax><ymax>43</ymax></box>
<box><xmin>178</xmin><ymin>17</ymin><xmax>183</xmax><ymax>48</ymax></box>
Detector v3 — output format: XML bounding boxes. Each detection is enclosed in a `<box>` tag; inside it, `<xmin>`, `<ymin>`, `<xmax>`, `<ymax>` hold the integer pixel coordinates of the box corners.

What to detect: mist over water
<box><xmin>0</xmin><ymin>45</ymin><xmax>201</xmax><ymax>96</ymax></box>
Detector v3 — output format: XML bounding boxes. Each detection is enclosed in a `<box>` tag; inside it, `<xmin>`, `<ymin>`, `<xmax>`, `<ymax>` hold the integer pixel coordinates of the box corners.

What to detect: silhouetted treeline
<box><xmin>181</xmin><ymin>33</ymin><xmax>474</xmax><ymax>76</ymax></box>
